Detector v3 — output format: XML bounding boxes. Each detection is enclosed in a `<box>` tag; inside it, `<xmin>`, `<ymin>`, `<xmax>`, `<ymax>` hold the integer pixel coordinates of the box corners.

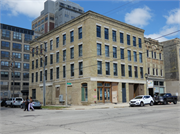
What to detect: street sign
<box><xmin>67</xmin><ymin>83</ymin><xmax>72</xmax><ymax>86</ymax></box>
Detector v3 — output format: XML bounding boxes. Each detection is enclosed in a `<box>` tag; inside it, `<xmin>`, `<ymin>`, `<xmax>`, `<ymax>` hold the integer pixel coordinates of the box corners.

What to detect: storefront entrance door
<box><xmin>97</xmin><ymin>82</ymin><xmax>111</xmax><ymax>103</ymax></box>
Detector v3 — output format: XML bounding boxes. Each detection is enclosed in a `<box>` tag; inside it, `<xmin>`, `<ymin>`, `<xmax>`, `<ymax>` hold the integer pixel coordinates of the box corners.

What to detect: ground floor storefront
<box><xmin>29</xmin><ymin>78</ymin><xmax>147</xmax><ymax>105</ymax></box>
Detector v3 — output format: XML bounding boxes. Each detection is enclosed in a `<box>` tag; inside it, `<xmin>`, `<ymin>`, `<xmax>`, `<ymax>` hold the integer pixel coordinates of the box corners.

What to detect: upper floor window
<box><xmin>1</xmin><ymin>71</ymin><xmax>9</xmax><ymax>78</ymax></box>
<box><xmin>128</xmin><ymin>50</ymin><xmax>131</xmax><ymax>61</ymax></box>
<box><xmin>32</xmin><ymin>73</ymin><xmax>34</xmax><ymax>83</ymax></box>
<box><xmin>23</xmin><ymin>63</ymin><xmax>29</xmax><ymax>69</ymax></box>
<box><xmin>134</xmin><ymin>66</ymin><xmax>138</xmax><ymax>78</ymax></box>
<box><xmin>13</xmin><ymin>62</ymin><xmax>21</xmax><ymax>69</ymax></box>
<box><xmin>121</xmin><ymin>64</ymin><xmax>125</xmax><ymax>77</ymax></box>
<box><xmin>133</xmin><ymin>36</ymin><xmax>136</xmax><ymax>47</ymax></box>
<box><xmin>63</xmin><ymin>66</ymin><xmax>66</xmax><ymax>78</ymax></box>
<box><xmin>140</xmin><ymin>67</ymin><xmax>143</xmax><ymax>78</ymax></box>
<box><xmin>133</xmin><ymin>51</ymin><xmax>137</xmax><ymax>62</ymax></box>
<box><xmin>56</xmin><ymin>37</ymin><xmax>59</xmax><ymax>48</ymax></box>
<box><xmin>40</xmin><ymin>58</ymin><xmax>43</xmax><ymax>67</ymax></box>
<box><xmin>56</xmin><ymin>52</ymin><xmax>59</xmax><ymax>63</ymax></box>
<box><xmin>147</xmin><ymin>50</ymin><xmax>149</xmax><ymax>57</ymax></box>
<box><xmin>104</xmin><ymin>28</ymin><xmax>109</xmax><ymax>40</ymax></box>
<box><xmin>1</xmin><ymin>51</ymin><xmax>9</xmax><ymax>58</ymax></box>
<box><xmin>113</xmin><ymin>47</ymin><xmax>117</xmax><ymax>58</ymax></box>
<box><xmin>23</xmin><ymin>73</ymin><xmax>29</xmax><ymax>79</ymax></box>
<box><xmin>139</xmin><ymin>53</ymin><xmax>143</xmax><ymax>63</ymax></box>
<box><xmin>139</xmin><ymin>38</ymin><xmax>142</xmax><ymax>48</ymax></box>
<box><xmin>97</xmin><ymin>61</ymin><xmax>102</xmax><ymax>75</ymax></box>
<box><xmin>50</xmin><ymin>54</ymin><xmax>53</xmax><ymax>64</ymax></box>
<box><xmin>70</xmin><ymin>31</ymin><xmax>74</xmax><ymax>42</ymax></box>
<box><xmin>24</xmin><ymin>54</ymin><xmax>30</xmax><ymax>60</ymax></box>
<box><xmin>56</xmin><ymin>67</ymin><xmax>59</xmax><ymax>79</ymax></box>
<box><xmin>71</xmin><ymin>64</ymin><xmax>74</xmax><ymax>77</ymax></box>
<box><xmin>106</xmin><ymin>62</ymin><xmax>110</xmax><ymax>75</ymax></box>
<box><xmin>105</xmin><ymin>45</ymin><xmax>109</xmax><ymax>57</ymax></box>
<box><xmin>50</xmin><ymin>69</ymin><xmax>53</xmax><ymax>80</ymax></box>
<box><xmin>50</xmin><ymin>40</ymin><xmax>53</xmax><ymax>50</ymax></box>
<box><xmin>113</xmin><ymin>63</ymin><xmax>117</xmax><ymax>76</ymax></box>
<box><xmin>63</xmin><ymin>50</ymin><xmax>66</xmax><ymax>61</ymax></box>
<box><xmin>12</xmin><ymin>72</ymin><xmax>21</xmax><ymax>78</ymax></box>
<box><xmin>45</xmin><ymin>17</ymin><xmax>48</xmax><ymax>21</ymax></box>
<box><xmin>79</xmin><ymin>45</ymin><xmax>83</xmax><ymax>57</ymax></box>
<box><xmin>159</xmin><ymin>53</ymin><xmax>161</xmax><ymax>60</ymax></box>
<box><xmin>13</xmin><ymin>43</ymin><xmax>21</xmax><ymax>50</ymax></box>
<box><xmin>1</xmin><ymin>61</ymin><xmax>9</xmax><ymax>67</ymax></box>
<box><xmin>128</xmin><ymin>65</ymin><xmax>132</xmax><ymax>77</ymax></box>
<box><xmin>32</xmin><ymin>61</ymin><xmax>34</xmax><ymax>69</ymax></box>
<box><xmin>45</xmin><ymin>56</ymin><xmax>47</xmax><ymax>66</ymax></box>
<box><xmin>79</xmin><ymin>62</ymin><xmax>83</xmax><ymax>75</ymax></box>
<box><xmin>70</xmin><ymin>47</ymin><xmax>74</xmax><ymax>59</ymax></box>
<box><xmin>24</xmin><ymin>45</ymin><xmax>30</xmax><ymax>51</ymax></box>
<box><xmin>97</xmin><ymin>43</ymin><xmax>101</xmax><ymax>56</ymax></box>
<box><xmin>127</xmin><ymin>35</ymin><xmax>130</xmax><ymax>45</ymax></box>
<box><xmin>121</xmin><ymin>48</ymin><xmax>124</xmax><ymax>59</ymax></box>
<box><xmin>2</xmin><ymin>30</ymin><xmax>10</xmax><ymax>38</ymax></box>
<box><xmin>156</xmin><ymin>69</ymin><xmax>158</xmax><ymax>76</ymax></box>
<box><xmin>120</xmin><ymin>32</ymin><xmax>124</xmax><ymax>43</ymax></box>
<box><xmin>112</xmin><ymin>30</ymin><xmax>116</xmax><ymax>42</ymax></box>
<box><xmin>44</xmin><ymin>42</ymin><xmax>47</xmax><ymax>52</ymax></box>
<box><xmin>154</xmin><ymin>52</ymin><xmax>156</xmax><ymax>59</ymax></box>
<box><xmin>151</xmin><ymin>51</ymin><xmax>153</xmax><ymax>58</ymax></box>
<box><xmin>63</xmin><ymin>34</ymin><xmax>66</xmax><ymax>45</ymax></box>
<box><xmin>12</xmin><ymin>52</ymin><xmax>21</xmax><ymax>59</ymax></box>
<box><xmin>79</xmin><ymin>27</ymin><xmax>82</xmax><ymax>39</ymax></box>
<box><xmin>1</xmin><ymin>41</ymin><xmax>10</xmax><ymax>48</ymax></box>
<box><xmin>24</xmin><ymin>34</ymin><xmax>32</xmax><ymax>41</ymax></box>
<box><xmin>13</xmin><ymin>32</ymin><xmax>21</xmax><ymax>40</ymax></box>
<box><xmin>97</xmin><ymin>26</ymin><xmax>101</xmax><ymax>38</ymax></box>
<box><xmin>36</xmin><ymin>59</ymin><xmax>38</xmax><ymax>68</ymax></box>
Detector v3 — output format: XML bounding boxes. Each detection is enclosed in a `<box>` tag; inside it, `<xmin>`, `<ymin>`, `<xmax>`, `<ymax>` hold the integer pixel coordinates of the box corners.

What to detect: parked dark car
<box><xmin>1</xmin><ymin>98</ymin><xmax>7</xmax><ymax>107</ymax></box>
<box><xmin>154</xmin><ymin>93</ymin><xmax>177</xmax><ymax>105</ymax></box>
<box><xmin>20</xmin><ymin>99</ymin><xmax>41</xmax><ymax>109</ymax></box>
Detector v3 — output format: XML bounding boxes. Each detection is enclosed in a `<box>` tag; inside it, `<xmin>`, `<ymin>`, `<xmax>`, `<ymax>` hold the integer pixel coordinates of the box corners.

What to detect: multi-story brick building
<box><xmin>32</xmin><ymin>0</ymin><xmax>84</xmax><ymax>36</ymax></box>
<box><xmin>160</xmin><ymin>38</ymin><xmax>180</xmax><ymax>100</ymax></box>
<box><xmin>0</xmin><ymin>23</ymin><xmax>34</xmax><ymax>99</ymax></box>
<box><xmin>29</xmin><ymin>11</ymin><xmax>146</xmax><ymax>105</ymax></box>
<box><xmin>144</xmin><ymin>37</ymin><xmax>165</xmax><ymax>97</ymax></box>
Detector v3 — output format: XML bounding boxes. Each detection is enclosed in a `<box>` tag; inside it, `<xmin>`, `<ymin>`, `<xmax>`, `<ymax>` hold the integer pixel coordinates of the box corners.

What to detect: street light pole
<box><xmin>43</xmin><ymin>57</ymin><xmax>46</xmax><ymax>106</ymax></box>
<box><xmin>65</xmin><ymin>57</ymin><xmax>67</xmax><ymax>106</ymax></box>
<box><xmin>13</xmin><ymin>56</ymin><xmax>15</xmax><ymax>98</ymax></box>
<box><xmin>145</xmin><ymin>73</ymin><xmax>148</xmax><ymax>95</ymax></box>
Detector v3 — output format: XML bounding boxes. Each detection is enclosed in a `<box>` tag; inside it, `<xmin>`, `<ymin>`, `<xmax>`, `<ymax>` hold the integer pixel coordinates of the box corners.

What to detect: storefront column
<box><xmin>126</xmin><ymin>83</ymin><xmax>129</xmax><ymax>102</ymax></box>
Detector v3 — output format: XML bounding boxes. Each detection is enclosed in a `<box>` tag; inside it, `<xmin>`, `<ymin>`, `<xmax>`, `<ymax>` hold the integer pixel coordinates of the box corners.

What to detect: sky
<box><xmin>1</xmin><ymin>0</ymin><xmax>180</xmax><ymax>42</ymax></box>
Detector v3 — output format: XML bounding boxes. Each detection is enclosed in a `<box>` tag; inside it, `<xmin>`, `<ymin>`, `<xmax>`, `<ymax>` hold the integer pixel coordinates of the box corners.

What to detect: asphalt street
<box><xmin>0</xmin><ymin>103</ymin><xmax>180</xmax><ymax>134</ymax></box>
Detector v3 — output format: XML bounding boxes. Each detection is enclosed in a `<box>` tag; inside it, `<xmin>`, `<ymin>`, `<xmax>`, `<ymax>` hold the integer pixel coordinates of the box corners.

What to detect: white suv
<box><xmin>129</xmin><ymin>95</ymin><xmax>154</xmax><ymax>107</ymax></box>
<box><xmin>5</xmin><ymin>97</ymin><xmax>24</xmax><ymax>107</ymax></box>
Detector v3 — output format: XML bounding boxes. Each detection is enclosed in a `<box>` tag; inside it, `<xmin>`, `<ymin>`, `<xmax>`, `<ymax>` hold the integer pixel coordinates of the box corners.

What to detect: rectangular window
<box><xmin>156</xmin><ymin>69</ymin><xmax>158</xmax><ymax>76</ymax></box>
<box><xmin>104</xmin><ymin>28</ymin><xmax>109</xmax><ymax>40</ymax></box>
<box><xmin>97</xmin><ymin>25</ymin><xmax>101</xmax><ymax>38</ymax></box>
<box><xmin>139</xmin><ymin>53</ymin><xmax>143</xmax><ymax>63</ymax></box>
<box><xmin>56</xmin><ymin>37</ymin><xmax>59</xmax><ymax>48</ymax></box>
<box><xmin>128</xmin><ymin>50</ymin><xmax>131</xmax><ymax>61</ymax></box>
<box><xmin>45</xmin><ymin>56</ymin><xmax>47</xmax><ymax>66</ymax></box>
<box><xmin>79</xmin><ymin>62</ymin><xmax>83</xmax><ymax>75</ymax></box>
<box><xmin>70</xmin><ymin>31</ymin><xmax>74</xmax><ymax>42</ymax></box>
<box><xmin>40</xmin><ymin>44</ymin><xmax>43</xmax><ymax>54</ymax></box>
<box><xmin>112</xmin><ymin>30</ymin><xmax>116</xmax><ymax>42</ymax></box>
<box><xmin>63</xmin><ymin>66</ymin><xmax>66</xmax><ymax>78</ymax></box>
<box><xmin>12</xmin><ymin>72</ymin><xmax>21</xmax><ymax>78</ymax></box>
<box><xmin>153</xmin><ymin>68</ymin><xmax>155</xmax><ymax>75</ymax></box>
<box><xmin>113</xmin><ymin>63</ymin><xmax>117</xmax><ymax>76</ymax></box>
<box><xmin>36</xmin><ymin>72</ymin><xmax>38</xmax><ymax>82</ymax></box>
<box><xmin>70</xmin><ymin>47</ymin><xmax>74</xmax><ymax>59</ymax></box>
<box><xmin>128</xmin><ymin>65</ymin><xmax>132</xmax><ymax>77</ymax></box>
<box><xmin>55</xmin><ymin>52</ymin><xmax>59</xmax><ymax>63</ymax></box>
<box><xmin>106</xmin><ymin>62</ymin><xmax>110</xmax><ymax>75</ymax></box>
<box><xmin>147</xmin><ymin>50</ymin><xmax>149</xmax><ymax>57</ymax></box>
<box><xmin>97</xmin><ymin>61</ymin><xmax>102</xmax><ymax>75</ymax></box>
<box><xmin>13</xmin><ymin>32</ymin><xmax>21</xmax><ymax>40</ymax></box>
<box><xmin>24</xmin><ymin>45</ymin><xmax>30</xmax><ymax>51</ymax></box>
<box><xmin>24</xmin><ymin>34</ymin><xmax>32</xmax><ymax>41</ymax></box>
<box><xmin>50</xmin><ymin>54</ymin><xmax>53</xmax><ymax>64</ymax></box>
<box><xmin>45</xmin><ymin>70</ymin><xmax>47</xmax><ymax>80</ymax></box>
<box><xmin>133</xmin><ymin>51</ymin><xmax>137</xmax><ymax>62</ymax></box>
<box><xmin>133</xmin><ymin>36</ymin><xmax>136</xmax><ymax>47</ymax></box>
<box><xmin>23</xmin><ymin>63</ymin><xmax>29</xmax><ymax>69</ymax></box>
<box><xmin>24</xmin><ymin>54</ymin><xmax>29</xmax><ymax>60</ymax></box>
<box><xmin>1</xmin><ymin>41</ymin><xmax>10</xmax><ymax>48</ymax></box>
<box><xmin>23</xmin><ymin>73</ymin><xmax>29</xmax><ymax>79</ymax></box>
<box><xmin>134</xmin><ymin>66</ymin><xmax>138</xmax><ymax>78</ymax></box>
<box><xmin>32</xmin><ymin>61</ymin><xmax>34</xmax><ymax>69</ymax></box>
<box><xmin>120</xmin><ymin>32</ymin><xmax>124</xmax><ymax>43</ymax></box>
<box><xmin>71</xmin><ymin>64</ymin><xmax>74</xmax><ymax>77</ymax></box>
<box><xmin>50</xmin><ymin>40</ymin><xmax>53</xmax><ymax>50</ymax></box>
<box><xmin>113</xmin><ymin>47</ymin><xmax>117</xmax><ymax>58</ymax></box>
<box><xmin>1</xmin><ymin>72</ymin><xmax>9</xmax><ymax>78</ymax></box>
<box><xmin>154</xmin><ymin>52</ymin><xmax>156</xmax><ymax>59</ymax></box>
<box><xmin>127</xmin><ymin>35</ymin><xmax>130</xmax><ymax>45</ymax></box>
<box><xmin>44</xmin><ymin>42</ymin><xmax>47</xmax><ymax>52</ymax></box>
<box><xmin>79</xmin><ymin>27</ymin><xmax>82</xmax><ymax>39</ymax></box>
<box><xmin>79</xmin><ymin>45</ymin><xmax>83</xmax><ymax>57</ymax></box>
<box><xmin>161</xmin><ymin>70</ymin><xmax>163</xmax><ymax>76</ymax></box>
<box><xmin>50</xmin><ymin>69</ymin><xmax>53</xmax><ymax>80</ymax></box>
<box><xmin>63</xmin><ymin>50</ymin><xmax>66</xmax><ymax>61</ymax></box>
<box><xmin>40</xmin><ymin>58</ymin><xmax>42</xmax><ymax>67</ymax></box>
<box><xmin>152</xmin><ymin>51</ymin><xmax>153</xmax><ymax>58</ymax></box>
<box><xmin>139</xmin><ymin>38</ymin><xmax>142</xmax><ymax>48</ymax></box>
<box><xmin>56</xmin><ymin>67</ymin><xmax>59</xmax><ymax>79</ymax></box>
<box><xmin>81</xmin><ymin>83</ymin><xmax>88</xmax><ymax>101</ymax></box>
<box><xmin>36</xmin><ymin>59</ymin><xmax>38</xmax><ymax>68</ymax></box>
<box><xmin>32</xmin><ymin>73</ymin><xmax>34</xmax><ymax>83</ymax></box>
<box><xmin>13</xmin><ymin>62</ymin><xmax>21</xmax><ymax>69</ymax></box>
<box><xmin>140</xmin><ymin>67</ymin><xmax>143</xmax><ymax>78</ymax></box>
<box><xmin>148</xmin><ymin>67</ymin><xmax>150</xmax><ymax>74</ymax></box>
<box><xmin>40</xmin><ymin>71</ymin><xmax>42</xmax><ymax>81</ymax></box>
<box><xmin>2</xmin><ymin>29</ymin><xmax>10</xmax><ymax>38</ymax></box>
<box><xmin>121</xmin><ymin>64</ymin><xmax>125</xmax><ymax>76</ymax></box>
<box><xmin>159</xmin><ymin>53</ymin><xmax>161</xmax><ymax>60</ymax></box>
<box><xmin>32</xmin><ymin>48</ymin><xmax>34</xmax><ymax>57</ymax></box>
<box><xmin>13</xmin><ymin>52</ymin><xmax>21</xmax><ymax>59</ymax></box>
<box><xmin>105</xmin><ymin>45</ymin><xmax>109</xmax><ymax>57</ymax></box>
<box><xmin>121</xmin><ymin>48</ymin><xmax>124</xmax><ymax>59</ymax></box>
<box><xmin>1</xmin><ymin>61</ymin><xmax>9</xmax><ymax>67</ymax></box>
<box><xmin>36</xmin><ymin>46</ymin><xmax>38</xmax><ymax>55</ymax></box>
<box><xmin>63</xmin><ymin>34</ymin><xmax>66</xmax><ymax>45</ymax></box>
<box><xmin>13</xmin><ymin>43</ymin><xmax>21</xmax><ymax>50</ymax></box>
<box><xmin>97</xmin><ymin>43</ymin><xmax>101</xmax><ymax>56</ymax></box>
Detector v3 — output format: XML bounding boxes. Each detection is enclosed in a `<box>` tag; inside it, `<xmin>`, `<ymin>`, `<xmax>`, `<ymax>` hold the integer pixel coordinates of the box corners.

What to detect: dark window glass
<box><xmin>159</xmin><ymin>53</ymin><xmax>161</xmax><ymax>60</ymax></box>
<box><xmin>97</xmin><ymin>43</ymin><xmax>101</xmax><ymax>56</ymax></box>
<box><xmin>128</xmin><ymin>65</ymin><xmax>132</xmax><ymax>77</ymax></box>
<box><xmin>147</xmin><ymin>50</ymin><xmax>149</xmax><ymax>57</ymax></box>
<box><xmin>134</xmin><ymin>66</ymin><xmax>138</xmax><ymax>78</ymax></box>
<box><xmin>2</xmin><ymin>30</ymin><xmax>10</xmax><ymax>38</ymax></box>
<box><xmin>40</xmin><ymin>71</ymin><xmax>42</xmax><ymax>81</ymax></box>
<box><xmin>79</xmin><ymin>45</ymin><xmax>82</xmax><ymax>57</ymax></box>
<box><xmin>45</xmin><ymin>70</ymin><xmax>47</xmax><ymax>80</ymax></box>
<box><xmin>120</xmin><ymin>32</ymin><xmax>124</xmax><ymax>43</ymax></box>
<box><xmin>36</xmin><ymin>59</ymin><xmax>38</xmax><ymax>68</ymax></box>
<box><xmin>32</xmin><ymin>61</ymin><xmax>34</xmax><ymax>69</ymax></box>
<box><xmin>45</xmin><ymin>57</ymin><xmax>47</xmax><ymax>66</ymax></box>
<box><xmin>97</xmin><ymin>26</ymin><xmax>101</xmax><ymax>38</ymax></box>
<box><xmin>71</xmin><ymin>64</ymin><xmax>74</xmax><ymax>77</ymax></box>
<box><xmin>153</xmin><ymin>68</ymin><xmax>155</xmax><ymax>75</ymax></box>
<box><xmin>105</xmin><ymin>45</ymin><xmax>109</xmax><ymax>57</ymax></box>
<box><xmin>13</xmin><ymin>32</ymin><xmax>21</xmax><ymax>40</ymax></box>
<box><xmin>50</xmin><ymin>55</ymin><xmax>53</xmax><ymax>64</ymax></box>
<box><xmin>1</xmin><ymin>41</ymin><xmax>10</xmax><ymax>48</ymax></box>
<box><xmin>79</xmin><ymin>27</ymin><xmax>82</xmax><ymax>39</ymax></box>
<box><xmin>113</xmin><ymin>47</ymin><xmax>117</xmax><ymax>58</ymax></box>
<box><xmin>113</xmin><ymin>63</ymin><xmax>117</xmax><ymax>76</ymax></box>
<box><xmin>121</xmin><ymin>64</ymin><xmax>125</xmax><ymax>76</ymax></box>
<box><xmin>154</xmin><ymin>52</ymin><xmax>156</xmax><ymax>59</ymax></box>
<box><xmin>127</xmin><ymin>35</ymin><xmax>130</xmax><ymax>45</ymax></box>
<box><xmin>133</xmin><ymin>51</ymin><xmax>137</xmax><ymax>62</ymax></box>
<box><xmin>128</xmin><ymin>50</ymin><xmax>131</xmax><ymax>61</ymax></box>
<box><xmin>156</xmin><ymin>69</ymin><xmax>158</xmax><ymax>76</ymax></box>
<box><xmin>140</xmin><ymin>67</ymin><xmax>143</xmax><ymax>78</ymax></box>
<box><xmin>44</xmin><ymin>42</ymin><xmax>47</xmax><ymax>52</ymax></box>
<box><xmin>1</xmin><ymin>61</ymin><xmax>9</xmax><ymax>66</ymax></box>
<box><xmin>50</xmin><ymin>69</ymin><xmax>53</xmax><ymax>80</ymax></box>
<box><xmin>12</xmin><ymin>72</ymin><xmax>21</xmax><ymax>78</ymax></box>
<box><xmin>79</xmin><ymin>62</ymin><xmax>83</xmax><ymax>75</ymax></box>
<box><xmin>36</xmin><ymin>72</ymin><xmax>38</xmax><ymax>82</ymax></box>
<box><xmin>56</xmin><ymin>37</ymin><xmax>59</xmax><ymax>48</ymax></box>
<box><xmin>63</xmin><ymin>66</ymin><xmax>66</xmax><ymax>78</ymax></box>
<box><xmin>63</xmin><ymin>50</ymin><xmax>66</xmax><ymax>61</ymax></box>
<box><xmin>97</xmin><ymin>61</ymin><xmax>102</xmax><ymax>74</ymax></box>
<box><xmin>63</xmin><ymin>34</ymin><xmax>66</xmax><ymax>45</ymax></box>
<box><xmin>1</xmin><ymin>72</ymin><xmax>9</xmax><ymax>78</ymax></box>
<box><xmin>50</xmin><ymin>40</ymin><xmax>53</xmax><ymax>50</ymax></box>
<box><xmin>112</xmin><ymin>30</ymin><xmax>116</xmax><ymax>42</ymax></box>
<box><xmin>70</xmin><ymin>31</ymin><xmax>74</xmax><ymax>42</ymax></box>
<box><xmin>24</xmin><ymin>34</ymin><xmax>32</xmax><ymax>41</ymax></box>
<box><xmin>121</xmin><ymin>48</ymin><xmax>124</xmax><ymax>59</ymax></box>
<box><xmin>56</xmin><ymin>52</ymin><xmax>59</xmax><ymax>63</ymax></box>
<box><xmin>139</xmin><ymin>38</ymin><xmax>142</xmax><ymax>48</ymax></box>
<box><xmin>152</xmin><ymin>51</ymin><xmax>153</xmax><ymax>58</ymax></box>
<box><xmin>139</xmin><ymin>53</ymin><xmax>143</xmax><ymax>63</ymax></box>
<box><xmin>32</xmin><ymin>73</ymin><xmax>34</xmax><ymax>83</ymax></box>
<box><xmin>133</xmin><ymin>36</ymin><xmax>136</xmax><ymax>47</ymax></box>
<box><xmin>56</xmin><ymin>67</ymin><xmax>59</xmax><ymax>79</ymax></box>
<box><xmin>13</xmin><ymin>43</ymin><xmax>21</xmax><ymax>50</ymax></box>
<box><xmin>148</xmin><ymin>68</ymin><xmax>150</xmax><ymax>74</ymax></box>
<box><xmin>40</xmin><ymin>58</ymin><xmax>43</xmax><ymax>67</ymax></box>
<box><xmin>23</xmin><ymin>63</ymin><xmax>29</xmax><ymax>69</ymax></box>
<box><xmin>70</xmin><ymin>47</ymin><xmax>74</xmax><ymax>59</ymax></box>
<box><xmin>23</xmin><ymin>73</ymin><xmax>29</xmax><ymax>78</ymax></box>
<box><xmin>106</xmin><ymin>62</ymin><xmax>110</xmax><ymax>75</ymax></box>
<box><xmin>13</xmin><ymin>52</ymin><xmax>21</xmax><ymax>59</ymax></box>
<box><xmin>104</xmin><ymin>28</ymin><xmax>109</xmax><ymax>40</ymax></box>
<box><xmin>24</xmin><ymin>54</ymin><xmax>29</xmax><ymax>60</ymax></box>
<box><xmin>24</xmin><ymin>45</ymin><xmax>30</xmax><ymax>51</ymax></box>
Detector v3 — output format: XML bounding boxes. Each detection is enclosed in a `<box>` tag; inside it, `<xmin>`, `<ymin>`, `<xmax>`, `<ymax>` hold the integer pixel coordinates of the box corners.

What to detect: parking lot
<box><xmin>1</xmin><ymin>103</ymin><xmax>180</xmax><ymax>134</ymax></box>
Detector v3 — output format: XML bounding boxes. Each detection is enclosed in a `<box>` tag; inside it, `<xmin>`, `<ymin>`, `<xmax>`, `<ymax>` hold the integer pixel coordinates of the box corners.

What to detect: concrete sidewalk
<box><xmin>47</xmin><ymin>103</ymin><xmax>130</xmax><ymax>110</ymax></box>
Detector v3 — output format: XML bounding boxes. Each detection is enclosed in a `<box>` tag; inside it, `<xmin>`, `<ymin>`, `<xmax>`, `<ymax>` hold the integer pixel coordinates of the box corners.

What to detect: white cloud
<box><xmin>164</xmin><ymin>8</ymin><xmax>180</xmax><ymax>25</ymax></box>
<box><xmin>145</xmin><ymin>34</ymin><xmax>168</xmax><ymax>42</ymax></box>
<box><xmin>1</xmin><ymin>0</ymin><xmax>51</xmax><ymax>18</ymax></box>
<box><xmin>124</xmin><ymin>6</ymin><xmax>152</xmax><ymax>28</ymax></box>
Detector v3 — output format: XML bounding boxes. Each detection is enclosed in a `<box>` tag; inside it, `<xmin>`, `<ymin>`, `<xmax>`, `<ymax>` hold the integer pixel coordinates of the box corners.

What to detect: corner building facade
<box><xmin>30</xmin><ymin>11</ymin><xmax>147</xmax><ymax>105</ymax></box>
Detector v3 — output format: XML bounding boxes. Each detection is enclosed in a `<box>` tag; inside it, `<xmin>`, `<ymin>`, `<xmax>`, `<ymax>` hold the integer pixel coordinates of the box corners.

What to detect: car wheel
<box><xmin>150</xmin><ymin>101</ymin><xmax>153</xmax><ymax>106</ymax></box>
<box><xmin>129</xmin><ymin>105</ymin><xmax>133</xmax><ymax>107</ymax></box>
<box><xmin>163</xmin><ymin>100</ymin><xmax>167</xmax><ymax>105</ymax></box>
<box><xmin>5</xmin><ymin>104</ymin><xmax>7</xmax><ymax>107</ymax></box>
<box><xmin>140</xmin><ymin>102</ymin><xmax>144</xmax><ymax>107</ymax></box>
<box><xmin>173</xmin><ymin>100</ymin><xmax>177</xmax><ymax>104</ymax></box>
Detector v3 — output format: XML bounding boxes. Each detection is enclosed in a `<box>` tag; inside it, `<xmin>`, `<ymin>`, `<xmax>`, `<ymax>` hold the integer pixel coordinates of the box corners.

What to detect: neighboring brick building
<box><xmin>144</xmin><ymin>37</ymin><xmax>166</xmax><ymax>97</ymax></box>
<box><xmin>160</xmin><ymin>38</ymin><xmax>180</xmax><ymax>100</ymax></box>
<box><xmin>0</xmin><ymin>23</ymin><xmax>34</xmax><ymax>99</ymax></box>
<box><xmin>29</xmin><ymin>11</ymin><xmax>146</xmax><ymax>105</ymax></box>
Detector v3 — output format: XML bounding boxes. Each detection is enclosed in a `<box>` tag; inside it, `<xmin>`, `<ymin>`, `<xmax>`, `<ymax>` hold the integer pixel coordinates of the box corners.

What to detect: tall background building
<box><xmin>0</xmin><ymin>23</ymin><xmax>34</xmax><ymax>99</ymax></box>
<box><xmin>32</xmin><ymin>0</ymin><xmax>84</xmax><ymax>37</ymax></box>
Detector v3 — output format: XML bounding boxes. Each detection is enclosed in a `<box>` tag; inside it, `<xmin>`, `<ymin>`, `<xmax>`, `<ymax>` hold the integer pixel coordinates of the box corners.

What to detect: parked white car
<box><xmin>129</xmin><ymin>95</ymin><xmax>154</xmax><ymax>107</ymax></box>
<box><xmin>5</xmin><ymin>97</ymin><xmax>24</xmax><ymax>107</ymax></box>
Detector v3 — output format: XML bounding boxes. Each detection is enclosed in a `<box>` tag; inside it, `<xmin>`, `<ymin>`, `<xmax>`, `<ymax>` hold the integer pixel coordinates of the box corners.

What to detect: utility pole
<box><xmin>65</xmin><ymin>57</ymin><xmax>67</xmax><ymax>106</ymax></box>
<box><xmin>12</xmin><ymin>56</ymin><xmax>15</xmax><ymax>98</ymax></box>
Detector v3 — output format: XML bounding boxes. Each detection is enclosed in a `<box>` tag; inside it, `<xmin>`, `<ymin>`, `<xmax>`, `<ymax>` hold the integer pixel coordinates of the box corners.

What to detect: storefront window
<box><xmin>159</xmin><ymin>82</ymin><xmax>164</xmax><ymax>86</ymax></box>
<box><xmin>81</xmin><ymin>83</ymin><xmax>88</xmax><ymax>101</ymax></box>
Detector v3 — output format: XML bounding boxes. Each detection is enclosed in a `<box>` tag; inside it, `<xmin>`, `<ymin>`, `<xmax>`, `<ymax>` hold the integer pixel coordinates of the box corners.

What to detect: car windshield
<box><xmin>16</xmin><ymin>98</ymin><xmax>22</xmax><ymax>101</ymax></box>
<box><xmin>134</xmin><ymin>96</ymin><xmax>143</xmax><ymax>99</ymax></box>
<box><xmin>159</xmin><ymin>93</ymin><xmax>165</xmax><ymax>96</ymax></box>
